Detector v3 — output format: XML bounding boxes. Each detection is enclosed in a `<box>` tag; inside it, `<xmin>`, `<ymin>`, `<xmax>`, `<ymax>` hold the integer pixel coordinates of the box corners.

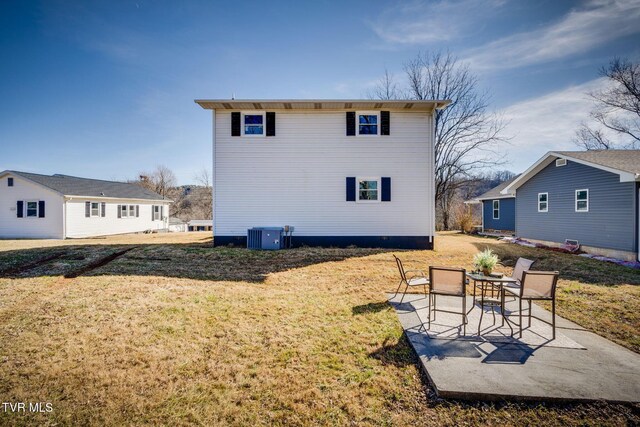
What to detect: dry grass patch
<box><xmin>0</xmin><ymin>232</ymin><xmax>638</xmax><ymax>425</ymax></box>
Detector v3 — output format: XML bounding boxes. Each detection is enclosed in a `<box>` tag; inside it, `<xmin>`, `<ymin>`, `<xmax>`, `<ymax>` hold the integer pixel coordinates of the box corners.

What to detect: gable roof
<box><xmin>501</xmin><ymin>150</ymin><xmax>640</xmax><ymax>194</ymax></box>
<box><xmin>2</xmin><ymin>170</ymin><xmax>170</xmax><ymax>201</ymax></box>
<box><xmin>471</xmin><ymin>176</ymin><xmax>518</xmax><ymax>202</ymax></box>
<box><xmin>195</xmin><ymin>99</ymin><xmax>451</xmax><ymax>112</ymax></box>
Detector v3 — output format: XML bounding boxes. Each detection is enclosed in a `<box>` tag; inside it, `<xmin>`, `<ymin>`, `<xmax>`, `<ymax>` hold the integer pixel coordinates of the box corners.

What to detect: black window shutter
<box><xmin>346</xmin><ymin>112</ymin><xmax>356</xmax><ymax>136</ymax></box>
<box><xmin>160</xmin><ymin>205</ymin><xmax>164</xmax><ymax>220</ymax></box>
<box><xmin>17</xmin><ymin>201</ymin><xmax>23</xmax><ymax>218</ymax></box>
<box><xmin>117</xmin><ymin>205</ymin><xmax>121</xmax><ymax>218</ymax></box>
<box><xmin>85</xmin><ymin>201</ymin><xmax>90</xmax><ymax>217</ymax></box>
<box><xmin>101</xmin><ymin>202</ymin><xmax>106</xmax><ymax>217</ymax></box>
<box><xmin>152</xmin><ymin>205</ymin><xmax>155</xmax><ymax>221</ymax></box>
<box><xmin>136</xmin><ymin>205</ymin><xmax>139</xmax><ymax>217</ymax></box>
<box><xmin>381</xmin><ymin>177</ymin><xmax>391</xmax><ymax>202</ymax></box>
<box><xmin>38</xmin><ymin>200</ymin><xmax>45</xmax><ymax>217</ymax></box>
<box><xmin>266</xmin><ymin>112</ymin><xmax>276</xmax><ymax>136</ymax></box>
<box><xmin>231</xmin><ymin>112</ymin><xmax>241</xmax><ymax>136</ymax></box>
<box><xmin>346</xmin><ymin>177</ymin><xmax>356</xmax><ymax>202</ymax></box>
<box><xmin>381</xmin><ymin>111</ymin><xmax>390</xmax><ymax>135</ymax></box>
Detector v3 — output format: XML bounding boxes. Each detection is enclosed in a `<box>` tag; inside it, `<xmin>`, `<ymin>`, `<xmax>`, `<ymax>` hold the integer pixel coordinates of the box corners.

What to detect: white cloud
<box><xmin>368</xmin><ymin>0</ymin><xmax>506</xmax><ymax>46</ymax></box>
<box><xmin>464</xmin><ymin>0</ymin><xmax>640</xmax><ymax>71</ymax></box>
<box><xmin>498</xmin><ymin>77</ymin><xmax>629</xmax><ymax>172</ymax></box>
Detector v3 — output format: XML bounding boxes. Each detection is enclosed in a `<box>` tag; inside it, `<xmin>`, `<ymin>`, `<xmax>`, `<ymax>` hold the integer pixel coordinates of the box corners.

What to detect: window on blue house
<box><xmin>538</xmin><ymin>193</ymin><xmax>548</xmax><ymax>212</ymax></box>
<box><xmin>357</xmin><ymin>112</ymin><xmax>379</xmax><ymax>135</ymax></box>
<box><xmin>243</xmin><ymin>113</ymin><xmax>265</xmax><ymax>136</ymax></box>
<box><xmin>492</xmin><ymin>200</ymin><xmax>500</xmax><ymax>219</ymax></box>
<box><xmin>575</xmin><ymin>189</ymin><xmax>589</xmax><ymax>212</ymax></box>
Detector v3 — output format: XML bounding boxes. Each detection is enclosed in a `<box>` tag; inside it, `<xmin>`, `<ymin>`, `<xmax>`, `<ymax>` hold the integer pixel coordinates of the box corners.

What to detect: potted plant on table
<box><xmin>473</xmin><ymin>249</ymin><xmax>499</xmax><ymax>276</ymax></box>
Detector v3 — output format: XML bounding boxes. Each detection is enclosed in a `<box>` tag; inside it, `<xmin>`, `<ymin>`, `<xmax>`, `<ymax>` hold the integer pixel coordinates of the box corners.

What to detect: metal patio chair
<box><xmin>504</xmin><ymin>270</ymin><xmax>559</xmax><ymax>339</ymax></box>
<box><xmin>390</xmin><ymin>255</ymin><xmax>429</xmax><ymax>304</ymax></box>
<box><xmin>501</xmin><ymin>257</ymin><xmax>535</xmax><ymax>301</ymax></box>
<box><xmin>426</xmin><ymin>266</ymin><xmax>468</xmax><ymax>335</ymax></box>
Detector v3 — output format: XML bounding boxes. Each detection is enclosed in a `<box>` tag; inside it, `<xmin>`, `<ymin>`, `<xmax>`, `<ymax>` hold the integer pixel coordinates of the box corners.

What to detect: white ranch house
<box><xmin>195</xmin><ymin>99</ymin><xmax>450</xmax><ymax>249</ymax></box>
<box><xmin>0</xmin><ymin>171</ymin><xmax>171</xmax><ymax>239</ymax></box>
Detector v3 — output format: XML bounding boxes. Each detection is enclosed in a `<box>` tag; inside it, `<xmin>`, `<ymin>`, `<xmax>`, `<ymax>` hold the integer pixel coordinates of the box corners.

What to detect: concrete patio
<box><xmin>389</xmin><ymin>293</ymin><xmax>640</xmax><ymax>403</ymax></box>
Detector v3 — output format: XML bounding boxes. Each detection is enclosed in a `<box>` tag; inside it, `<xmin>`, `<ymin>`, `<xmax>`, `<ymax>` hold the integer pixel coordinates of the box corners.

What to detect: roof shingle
<box><xmin>554</xmin><ymin>150</ymin><xmax>640</xmax><ymax>175</ymax></box>
<box><xmin>7</xmin><ymin>171</ymin><xmax>168</xmax><ymax>201</ymax></box>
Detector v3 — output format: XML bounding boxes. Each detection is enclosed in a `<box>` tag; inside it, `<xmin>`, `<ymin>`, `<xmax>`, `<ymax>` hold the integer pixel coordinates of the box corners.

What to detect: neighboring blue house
<box><xmin>468</xmin><ymin>177</ymin><xmax>517</xmax><ymax>234</ymax></box>
<box><xmin>502</xmin><ymin>150</ymin><xmax>640</xmax><ymax>261</ymax></box>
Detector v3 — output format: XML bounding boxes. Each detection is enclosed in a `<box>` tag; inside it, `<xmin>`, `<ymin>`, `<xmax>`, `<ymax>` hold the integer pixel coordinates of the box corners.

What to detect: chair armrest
<box><xmin>404</xmin><ymin>269</ymin><xmax>425</xmax><ymax>276</ymax></box>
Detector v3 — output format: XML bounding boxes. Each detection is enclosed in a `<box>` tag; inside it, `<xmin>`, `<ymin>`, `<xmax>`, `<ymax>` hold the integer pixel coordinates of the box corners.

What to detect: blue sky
<box><xmin>1</xmin><ymin>0</ymin><xmax>639</xmax><ymax>183</ymax></box>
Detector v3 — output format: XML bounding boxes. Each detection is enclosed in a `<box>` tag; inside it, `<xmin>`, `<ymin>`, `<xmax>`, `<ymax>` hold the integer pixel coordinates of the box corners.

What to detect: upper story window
<box><xmin>26</xmin><ymin>201</ymin><xmax>38</xmax><ymax>217</ymax></box>
<box><xmin>357</xmin><ymin>112</ymin><xmax>379</xmax><ymax>136</ymax></box>
<box><xmin>575</xmin><ymin>189</ymin><xmax>589</xmax><ymax>212</ymax></box>
<box><xmin>492</xmin><ymin>200</ymin><xmax>500</xmax><ymax>219</ymax></box>
<box><xmin>538</xmin><ymin>192</ymin><xmax>548</xmax><ymax>212</ymax></box>
<box><xmin>243</xmin><ymin>112</ymin><xmax>265</xmax><ymax>136</ymax></box>
<box><xmin>7</xmin><ymin>177</ymin><xmax>13</xmax><ymax>187</ymax></box>
<box><xmin>358</xmin><ymin>178</ymin><xmax>380</xmax><ymax>202</ymax></box>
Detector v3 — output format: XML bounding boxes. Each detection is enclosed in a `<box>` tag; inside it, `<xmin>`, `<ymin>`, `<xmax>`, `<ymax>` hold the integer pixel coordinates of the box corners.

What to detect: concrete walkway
<box><xmin>390</xmin><ymin>293</ymin><xmax>640</xmax><ymax>402</ymax></box>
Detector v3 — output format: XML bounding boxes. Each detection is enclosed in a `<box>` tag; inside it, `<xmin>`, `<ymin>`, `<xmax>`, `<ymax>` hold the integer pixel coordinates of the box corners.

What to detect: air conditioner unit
<box><xmin>247</xmin><ymin>227</ymin><xmax>284</xmax><ymax>250</ymax></box>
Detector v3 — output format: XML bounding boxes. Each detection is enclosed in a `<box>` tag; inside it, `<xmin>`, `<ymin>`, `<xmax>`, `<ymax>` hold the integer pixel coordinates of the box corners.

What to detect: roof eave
<box><xmin>194</xmin><ymin>99</ymin><xmax>452</xmax><ymax>111</ymax></box>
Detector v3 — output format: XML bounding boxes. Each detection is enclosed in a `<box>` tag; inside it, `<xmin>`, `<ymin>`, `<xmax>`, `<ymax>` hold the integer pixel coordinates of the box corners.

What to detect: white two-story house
<box><xmin>195</xmin><ymin>99</ymin><xmax>449</xmax><ymax>249</ymax></box>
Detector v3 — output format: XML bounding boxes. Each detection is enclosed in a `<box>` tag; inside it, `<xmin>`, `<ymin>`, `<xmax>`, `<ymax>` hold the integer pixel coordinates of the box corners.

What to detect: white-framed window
<box><xmin>575</xmin><ymin>189</ymin><xmax>589</xmax><ymax>212</ymax></box>
<box><xmin>121</xmin><ymin>205</ymin><xmax>128</xmax><ymax>218</ymax></box>
<box><xmin>492</xmin><ymin>200</ymin><xmax>500</xmax><ymax>219</ymax></box>
<box><xmin>242</xmin><ymin>112</ymin><xmax>265</xmax><ymax>136</ymax></box>
<box><xmin>538</xmin><ymin>192</ymin><xmax>548</xmax><ymax>212</ymax></box>
<box><xmin>90</xmin><ymin>202</ymin><xmax>100</xmax><ymax>217</ymax></box>
<box><xmin>153</xmin><ymin>205</ymin><xmax>161</xmax><ymax>220</ymax></box>
<box><xmin>7</xmin><ymin>177</ymin><xmax>13</xmax><ymax>187</ymax></box>
<box><xmin>26</xmin><ymin>201</ymin><xmax>38</xmax><ymax>218</ymax></box>
<box><xmin>357</xmin><ymin>177</ymin><xmax>380</xmax><ymax>202</ymax></box>
<box><xmin>357</xmin><ymin>111</ymin><xmax>380</xmax><ymax>136</ymax></box>
<box><xmin>128</xmin><ymin>205</ymin><xmax>136</xmax><ymax>217</ymax></box>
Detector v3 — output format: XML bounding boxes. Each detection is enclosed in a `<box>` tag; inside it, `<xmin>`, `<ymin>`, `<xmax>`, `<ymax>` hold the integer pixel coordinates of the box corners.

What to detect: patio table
<box><xmin>466</xmin><ymin>273</ymin><xmax>516</xmax><ymax>336</ymax></box>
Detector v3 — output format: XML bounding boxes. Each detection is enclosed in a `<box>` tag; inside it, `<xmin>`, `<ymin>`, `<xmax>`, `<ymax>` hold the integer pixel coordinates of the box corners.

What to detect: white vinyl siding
<box><xmin>65</xmin><ymin>200</ymin><xmax>169</xmax><ymax>238</ymax></box>
<box><xmin>0</xmin><ymin>174</ymin><xmax>64</xmax><ymax>239</ymax></box>
<box><xmin>214</xmin><ymin>110</ymin><xmax>433</xmax><ymax>236</ymax></box>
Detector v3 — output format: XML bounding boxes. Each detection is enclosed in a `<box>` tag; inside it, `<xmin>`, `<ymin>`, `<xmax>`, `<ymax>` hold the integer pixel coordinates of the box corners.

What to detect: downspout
<box><xmin>62</xmin><ymin>196</ymin><xmax>67</xmax><ymax>239</ymax></box>
<box><xmin>430</xmin><ymin>108</ymin><xmax>436</xmax><ymax>245</ymax></box>
<box><xmin>211</xmin><ymin>109</ymin><xmax>216</xmax><ymax>244</ymax></box>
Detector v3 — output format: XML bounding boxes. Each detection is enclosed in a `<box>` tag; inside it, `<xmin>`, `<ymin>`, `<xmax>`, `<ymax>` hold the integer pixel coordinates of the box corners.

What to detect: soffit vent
<box><xmin>556</xmin><ymin>158</ymin><xmax>567</xmax><ymax>167</ymax></box>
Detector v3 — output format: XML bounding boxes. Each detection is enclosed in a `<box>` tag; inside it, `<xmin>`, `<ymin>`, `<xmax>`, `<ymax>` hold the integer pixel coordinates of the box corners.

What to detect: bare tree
<box><xmin>137</xmin><ymin>165</ymin><xmax>177</xmax><ymax>198</ymax></box>
<box><xmin>367</xmin><ymin>69</ymin><xmax>401</xmax><ymax>100</ymax></box>
<box><xmin>574</xmin><ymin>124</ymin><xmax>613</xmax><ymax>150</ymax></box>
<box><xmin>370</xmin><ymin>51</ymin><xmax>508</xmax><ymax>229</ymax></box>
<box><xmin>194</xmin><ymin>168</ymin><xmax>213</xmax><ymax>220</ymax></box>
<box><xmin>575</xmin><ymin>57</ymin><xmax>640</xmax><ymax>150</ymax></box>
